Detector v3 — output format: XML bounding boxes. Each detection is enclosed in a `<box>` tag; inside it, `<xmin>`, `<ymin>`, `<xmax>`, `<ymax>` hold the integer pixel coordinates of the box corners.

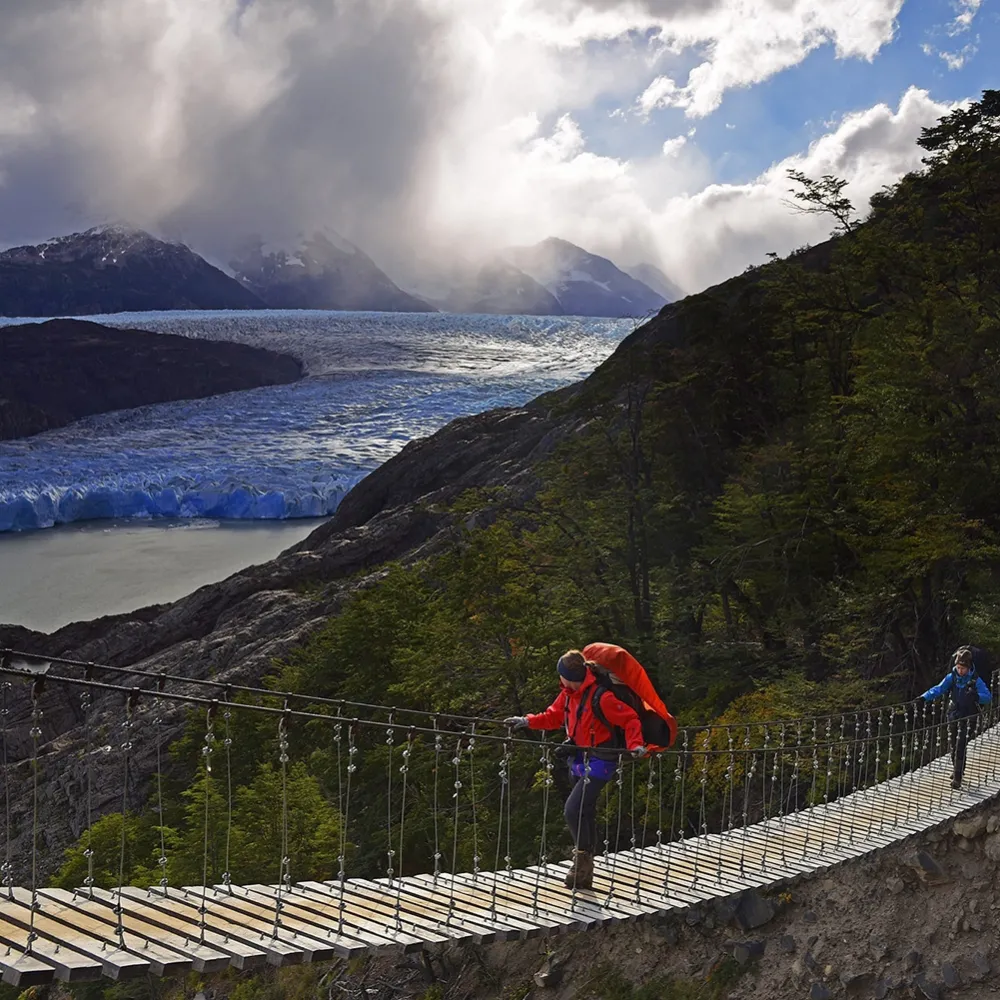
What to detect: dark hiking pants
<box><xmin>949</xmin><ymin>713</ymin><xmax>979</xmax><ymax>782</ymax></box>
<box><xmin>564</xmin><ymin>773</ymin><xmax>610</xmax><ymax>854</ymax></box>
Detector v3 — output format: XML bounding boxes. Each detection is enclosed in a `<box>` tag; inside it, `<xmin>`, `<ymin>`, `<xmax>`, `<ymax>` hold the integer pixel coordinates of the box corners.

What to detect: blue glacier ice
<box><xmin>0</xmin><ymin>310</ymin><xmax>633</xmax><ymax>531</ymax></box>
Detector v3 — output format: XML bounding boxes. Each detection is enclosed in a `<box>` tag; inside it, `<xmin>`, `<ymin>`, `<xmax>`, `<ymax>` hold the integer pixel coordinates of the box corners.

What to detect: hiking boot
<box><xmin>951</xmin><ymin>773</ymin><xmax>963</xmax><ymax>789</ymax></box>
<box><xmin>565</xmin><ymin>850</ymin><xmax>594</xmax><ymax>890</ymax></box>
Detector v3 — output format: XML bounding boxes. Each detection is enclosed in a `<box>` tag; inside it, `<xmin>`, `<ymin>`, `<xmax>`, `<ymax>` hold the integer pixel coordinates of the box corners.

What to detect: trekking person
<box><xmin>504</xmin><ymin>649</ymin><xmax>647</xmax><ymax>890</ymax></box>
<box><xmin>921</xmin><ymin>646</ymin><xmax>992</xmax><ymax>788</ymax></box>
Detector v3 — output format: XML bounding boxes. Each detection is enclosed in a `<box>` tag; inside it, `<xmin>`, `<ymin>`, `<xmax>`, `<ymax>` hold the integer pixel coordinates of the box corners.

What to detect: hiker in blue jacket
<box><xmin>922</xmin><ymin>646</ymin><xmax>992</xmax><ymax>788</ymax></box>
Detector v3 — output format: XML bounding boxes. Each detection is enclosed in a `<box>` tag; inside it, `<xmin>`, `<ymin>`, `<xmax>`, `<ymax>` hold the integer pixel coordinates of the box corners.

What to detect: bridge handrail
<box><xmin>0</xmin><ymin>647</ymin><xmax>958</xmax><ymax>737</ymax></box>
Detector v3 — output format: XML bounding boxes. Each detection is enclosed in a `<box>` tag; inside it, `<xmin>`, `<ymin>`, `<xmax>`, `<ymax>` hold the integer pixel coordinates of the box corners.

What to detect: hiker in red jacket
<box><xmin>505</xmin><ymin>649</ymin><xmax>646</xmax><ymax>890</ymax></box>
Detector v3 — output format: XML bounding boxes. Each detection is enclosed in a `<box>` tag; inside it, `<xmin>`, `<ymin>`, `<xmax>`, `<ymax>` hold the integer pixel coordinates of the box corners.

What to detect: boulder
<box><xmin>733</xmin><ymin>890</ymin><xmax>776</xmax><ymax>931</ymax></box>
<box><xmin>953</xmin><ymin>814</ymin><xmax>988</xmax><ymax>840</ymax></box>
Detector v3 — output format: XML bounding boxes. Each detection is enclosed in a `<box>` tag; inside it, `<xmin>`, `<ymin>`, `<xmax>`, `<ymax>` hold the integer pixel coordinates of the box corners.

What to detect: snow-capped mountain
<box><xmin>624</xmin><ymin>262</ymin><xmax>682</xmax><ymax>304</ymax></box>
<box><xmin>230</xmin><ymin>231</ymin><xmax>435</xmax><ymax>313</ymax></box>
<box><xmin>0</xmin><ymin>224</ymin><xmax>265</xmax><ymax>316</ymax></box>
<box><xmin>438</xmin><ymin>259</ymin><xmax>564</xmax><ymax>315</ymax></box>
<box><xmin>504</xmin><ymin>238</ymin><xmax>668</xmax><ymax>318</ymax></box>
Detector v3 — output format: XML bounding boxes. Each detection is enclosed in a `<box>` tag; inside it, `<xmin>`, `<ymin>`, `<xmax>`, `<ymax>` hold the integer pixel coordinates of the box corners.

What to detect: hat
<box><xmin>557</xmin><ymin>654</ymin><xmax>587</xmax><ymax>682</ymax></box>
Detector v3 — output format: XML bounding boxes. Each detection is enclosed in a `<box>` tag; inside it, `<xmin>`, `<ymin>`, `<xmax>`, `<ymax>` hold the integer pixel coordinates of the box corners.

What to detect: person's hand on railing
<box><xmin>503</xmin><ymin>716</ymin><xmax>529</xmax><ymax>729</ymax></box>
<box><xmin>631</xmin><ymin>745</ymin><xmax>648</xmax><ymax>759</ymax></box>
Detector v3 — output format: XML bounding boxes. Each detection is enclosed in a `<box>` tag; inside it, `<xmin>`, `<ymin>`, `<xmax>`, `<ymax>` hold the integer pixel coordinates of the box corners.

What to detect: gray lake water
<box><xmin>0</xmin><ymin>518</ymin><xmax>322</xmax><ymax>633</ymax></box>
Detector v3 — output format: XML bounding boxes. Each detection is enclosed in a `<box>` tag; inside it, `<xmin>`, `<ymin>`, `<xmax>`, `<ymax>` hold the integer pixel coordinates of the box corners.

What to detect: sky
<box><xmin>0</xmin><ymin>0</ymin><xmax>996</xmax><ymax>296</ymax></box>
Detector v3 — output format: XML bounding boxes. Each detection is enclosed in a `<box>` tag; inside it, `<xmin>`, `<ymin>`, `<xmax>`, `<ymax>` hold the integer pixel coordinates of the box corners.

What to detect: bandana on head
<box><xmin>556</xmin><ymin>655</ymin><xmax>587</xmax><ymax>682</ymax></box>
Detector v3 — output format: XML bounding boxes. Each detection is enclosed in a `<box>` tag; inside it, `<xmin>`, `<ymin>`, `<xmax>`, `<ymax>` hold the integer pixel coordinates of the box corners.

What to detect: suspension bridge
<box><xmin>1</xmin><ymin>649</ymin><xmax>999</xmax><ymax>987</ymax></box>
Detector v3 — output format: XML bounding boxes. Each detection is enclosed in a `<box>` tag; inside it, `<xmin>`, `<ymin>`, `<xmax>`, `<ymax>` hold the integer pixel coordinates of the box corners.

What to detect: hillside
<box><xmin>0</xmin><ymin>225</ymin><xmax>265</xmax><ymax>315</ymax></box>
<box><xmin>0</xmin><ymin>318</ymin><xmax>303</xmax><ymax>440</ymax></box>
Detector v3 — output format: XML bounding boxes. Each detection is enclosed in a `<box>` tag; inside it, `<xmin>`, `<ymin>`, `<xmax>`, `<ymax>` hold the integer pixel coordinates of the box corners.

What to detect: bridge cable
<box><xmin>199</xmin><ymin>704</ymin><xmax>216</xmax><ymax>945</ymax></box>
<box><xmin>490</xmin><ymin>728</ymin><xmax>511</xmax><ymax>919</ymax></box>
<box><xmin>385</xmin><ymin>710</ymin><xmax>396</xmax><ymax>885</ymax></box>
<box><xmin>637</xmin><ymin>756</ymin><xmax>653</xmax><ymax>904</ymax></box>
<box><xmin>221</xmin><ymin>702</ymin><xmax>234</xmax><ymax>894</ymax></box>
<box><xmin>27</xmin><ymin>682</ymin><xmax>43</xmax><ymax>953</ymax></box>
<box><xmin>114</xmin><ymin>690</ymin><xmax>136</xmax><ymax>950</ymax></box>
<box><xmin>273</xmin><ymin>708</ymin><xmax>292</xmax><ymax>940</ymax></box>
<box><xmin>533</xmin><ymin>734</ymin><xmax>554</xmax><ymax>917</ymax></box>
<box><xmin>394</xmin><ymin>727</ymin><xmax>414</xmax><ymax>929</ymax></box>
<box><xmin>431</xmin><ymin>718</ymin><xmax>442</xmax><ymax>882</ymax></box>
<box><xmin>2</xmin><ymin>679</ymin><xmax>14</xmax><ymax>900</ymax></box>
<box><xmin>692</xmin><ymin>728</ymin><xmax>710</xmax><ymax>885</ymax></box>
<box><xmin>447</xmin><ymin>736</ymin><xmax>462</xmax><ymax>925</ymax></box>
<box><xmin>154</xmin><ymin>691</ymin><xmax>169</xmax><ymax>897</ymax></box>
<box><xmin>602</xmin><ymin>757</ymin><xmax>625</xmax><ymax>908</ymax></box>
<box><xmin>468</xmin><ymin>725</ymin><xmax>480</xmax><ymax>882</ymax></box>
<box><xmin>337</xmin><ymin>720</ymin><xmax>358</xmax><ymax>933</ymax></box>
<box><xmin>739</xmin><ymin>725</ymin><xmax>754</xmax><ymax>876</ymax></box>
<box><xmin>569</xmin><ymin>749</ymin><xmax>590</xmax><ymax>908</ymax></box>
<box><xmin>76</xmin><ymin>686</ymin><xmax>97</xmax><ymax>900</ymax></box>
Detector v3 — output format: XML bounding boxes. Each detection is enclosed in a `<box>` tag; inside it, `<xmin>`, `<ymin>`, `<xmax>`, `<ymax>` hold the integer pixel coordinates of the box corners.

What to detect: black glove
<box><xmin>503</xmin><ymin>716</ymin><xmax>529</xmax><ymax>729</ymax></box>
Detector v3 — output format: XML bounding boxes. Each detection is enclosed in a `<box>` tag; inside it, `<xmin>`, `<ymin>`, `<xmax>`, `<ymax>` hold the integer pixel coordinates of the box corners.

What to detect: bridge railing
<box><xmin>2</xmin><ymin>649</ymin><xmax>999</xmax><ymax>901</ymax></box>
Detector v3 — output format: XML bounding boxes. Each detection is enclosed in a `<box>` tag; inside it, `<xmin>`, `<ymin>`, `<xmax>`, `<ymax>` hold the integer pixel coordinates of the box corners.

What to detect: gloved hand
<box><xmin>503</xmin><ymin>716</ymin><xmax>529</xmax><ymax>729</ymax></box>
<box><xmin>631</xmin><ymin>745</ymin><xmax>648</xmax><ymax>758</ymax></box>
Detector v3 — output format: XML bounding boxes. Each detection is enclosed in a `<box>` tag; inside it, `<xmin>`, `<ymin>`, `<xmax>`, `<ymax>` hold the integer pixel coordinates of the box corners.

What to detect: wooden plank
<box><xmin>335</xmin><ymin>878</ymin><xmax>510</xmax><ymax>944</ymax></box>
<box><xmin>142</xmin><ymin>887</ymin><xmax>311</xmax><ymax>965</ymax></box>
<box><xmin>175</xmin><ymin>886</ymin><xmax>344</xmax><ymax>962</ymax></box>
<box><xmin>42</xmin><ymin>889</ymin><xmax>229</xmax><ymax>974</ymax></box>
<box><xmin>443</xmin><ymin>872</ymin><xmax>589</xmax><ymax>932</ymax></box>
<box><xmin>286</xmin><ymin>880</ymin><xmax>465</xmax><ymax>947</ymax></box>
<box><xmin>406</xmin><ymin>874</ymin><xmax>553</xmax><ymax>938</ymax></box>
<box><xmin>490</xmin><ymin>867</ymin><xmax>645</xmax><ymax>925</ymax></box>
<box><xmin>0</xmin><ymin>896</ymin><xmax>150</xmax><ymax>980</ymax></box>
<box><xmin>0</xmin><ymin>938</ymin><xmax>58</xmax><ymax>987</ymax></box>
<box><xmin>242</xmin><ymin>884</ymin><xmax>426</xmax><ymax>953</ymax></box>
<box><xmin>12</xmin><ymin>888</ymin><xmax>189</xmax><ymax>977</ymax></box>
<box><xmin>116</xmin><ymin>888</ymin><xmax>268</xmax><ymax>969</ymax></box>
<box><xmin>0</xmin><ymin>912</ymin><xmax>102</xmax><ymax>983</ymax></box>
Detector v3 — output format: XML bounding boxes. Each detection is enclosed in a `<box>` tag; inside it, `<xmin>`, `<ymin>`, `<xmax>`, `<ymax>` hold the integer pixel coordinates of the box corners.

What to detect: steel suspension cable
<box><xmin>394</xmin><ymin>728</ymin><xmax>413</xmax><ymax>929</ymax></box>
<box><xmin>272</xmin><ymin>711</ymin><xmax>291</xmax><ymax>939</ymax></box>
<box><xmin>0</xmin><ymin>680</ymin><xmax>11</xmax><ymax>900</ymax></box>
<box><xmin>199</xmin><ymin>706</ymin><xmax>215</xmax><ymax>945</ymax></box>
<box><xmin>114</xmin><ymin>693</ymin><xmax>135</xmax><ymax>950</ymax></box>
<box><xmin>27</xmin><ymin>684</ymin><xmax>43</xmax><ymax>954</ymax></box>
<box><xmin>221</xmin><ymin>704</ymin><xmax>234</xmax><ymax>894</ymax></box>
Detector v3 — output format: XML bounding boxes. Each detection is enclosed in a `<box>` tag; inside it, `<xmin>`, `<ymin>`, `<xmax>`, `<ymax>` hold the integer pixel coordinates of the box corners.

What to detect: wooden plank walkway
<box><xmin>4</xmin><ymin>723</ymin><xmax>999</xmax><ymax>986</ymax></box>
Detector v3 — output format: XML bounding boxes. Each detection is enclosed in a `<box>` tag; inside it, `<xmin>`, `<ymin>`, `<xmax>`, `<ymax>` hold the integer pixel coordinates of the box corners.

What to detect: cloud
<box><xmin>947</xmin><ymin>0</ymin><xmax>982</xmax><ymax>34</ymax></box>
<box><xmin>662</xmin><ymin>135</ymin><xmax>688</xmax><ymax>156</ymax></box>
<box><xmin>0</xmin><ymin>0</ymin><xmax>959</xmax><ymax>303</ymax></box>
<box><xmin>642</xmin><ymin>87</ymin><xmax>956</xmax><ymax>292</ymax></box>
<box><xmin>633</xmin><ymin>0</ymin><xmax>904</xmax><ymax>117</ymax></box>
<box><xmin>0</xmin><ymin>0</ymin><xmax>457</xmax><ymax>254</ymax></box>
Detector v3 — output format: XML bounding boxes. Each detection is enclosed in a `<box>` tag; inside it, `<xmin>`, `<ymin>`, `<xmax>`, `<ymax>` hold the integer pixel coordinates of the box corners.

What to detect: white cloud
<box><xmin>643</xmin><ymin>87</ymin><xmax>956</xmax><ymax>292</ymax></box>
<box><xmin>948</xmin><ymin>0</ymin><xmax>982</xmax><ymax>33</ymax></box>
<box><xmin>661</xmin><ymin>135</ymin><xmax>688</xmax><ymax>156</ymax></box>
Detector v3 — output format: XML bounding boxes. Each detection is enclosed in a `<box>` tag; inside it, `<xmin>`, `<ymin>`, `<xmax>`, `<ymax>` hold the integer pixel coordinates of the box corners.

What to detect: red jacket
<box><xmin>526</xmin><ymin>671</ymin><xmax>644</xmax><ymax>750</ymax></box>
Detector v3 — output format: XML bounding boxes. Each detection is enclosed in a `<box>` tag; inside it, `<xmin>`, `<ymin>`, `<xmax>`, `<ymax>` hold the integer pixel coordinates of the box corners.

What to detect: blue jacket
<box><xmin>922</xmin><ymin>668</ymin><xmax>992</xmax><ymax>717</ymax></box>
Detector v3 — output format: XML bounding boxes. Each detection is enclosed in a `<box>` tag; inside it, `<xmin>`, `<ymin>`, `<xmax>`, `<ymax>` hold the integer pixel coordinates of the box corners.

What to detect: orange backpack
<box><xmin>582</xmin><ymin>642</ymin><xmax>677</xmax><ymax>751</ymax></box>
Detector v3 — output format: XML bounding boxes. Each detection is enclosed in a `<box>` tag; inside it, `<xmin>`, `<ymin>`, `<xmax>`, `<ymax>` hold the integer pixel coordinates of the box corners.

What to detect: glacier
<box><xmin>0</xmin><ymin>310</ymin><xmax>633</xmax><ymax>532</ymax></box>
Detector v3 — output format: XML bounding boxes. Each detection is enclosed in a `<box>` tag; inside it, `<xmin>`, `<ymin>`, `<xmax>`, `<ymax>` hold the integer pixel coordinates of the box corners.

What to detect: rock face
<box><xmin>505</xmin><ymin>237</ymin><xmax>668</xmax><ymax>318</ymax></box>
<box><xmin>230</xmin><ymin>232</ymin><xmax>435</xmax><ymax>312</ymax></box>
<box><xmin>0</xmin><ymin>318</ymin><xmax>303</xmax><ymax>440</ymax></box>
<box><xmin>0</xmin><ymin>225</ymin><xmax>265</xmax><ymax>316</ymax></box>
